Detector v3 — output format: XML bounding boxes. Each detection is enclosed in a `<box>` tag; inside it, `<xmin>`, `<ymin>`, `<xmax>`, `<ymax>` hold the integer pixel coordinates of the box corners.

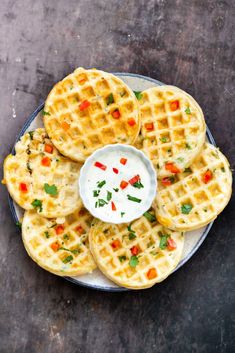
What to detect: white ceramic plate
<box><xmin>9</xmin><ymin>73</ymin><xmax>215</xmax><ymax>291</ymax></box>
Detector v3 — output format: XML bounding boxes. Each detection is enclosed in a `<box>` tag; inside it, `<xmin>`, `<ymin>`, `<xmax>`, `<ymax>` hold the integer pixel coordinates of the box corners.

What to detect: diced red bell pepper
<box><xmin>94</xmin><ymin>161</ymin><xmax>107</xmax><ymax>170</ymax></box>
<box><xmin>44</xmin><ymin>144</ymin><xmax>53</xmax><ymax>154</ymax></box>
<box><xmin>129</xmin><ymin>175</ymin><xmax>140</xmax><ymax>185</ymax></box>
<box><xmin>50</xmin><ymin>242</ymin><xmax>59</xmax><ymax>251</ymax></box>
<box><xmin>144</xmin><ymin>122</ymin><xmax>154</xmax><ymax>131</ymax></box>
<box><xmin>41</xmin><ymin>156</ymin><xmax>51</xmax><ymax>167</ymax></box>
<box><xmin>76</xmin><ymin>225</ymin><xmax>84</xmax><ymax>234</ymax></box>
<box><xmin>120</xmin><ymin>158</ymin><xmax>127</xmax><ymax>165</ymax></box>
<box><xmin>170</xmin><ymin>100</ymin><xmax>179</xmax><ymax>111</ymax></box>
<box><xmin>202</xmin><ymin>170</ymin><xmax>213</xmax><ymax>184</ymax></box>
<box><xmin>113</xmin><ymin>168</ymin><xmax>119</xmax><ymax>174</ymax></box>
<box><xmin>165</xmin><ymin>163</ymin><xmax>181</xmax><ymax>174</ymax></box>
<box><xmin>61</xmin><ymin>121</ymin><xmax>70</xmax><ymax>130</ymax></box>
<box><xmin>127</xmin><ymin>118</ymin><xmax>136</xmax><ymax>126</ymax></box>
<box><xmin>130</xmin><ymin>246</ymin><xmax>139</xmax><ymax>256</ymax></box>
<box><xmin>167</xmin><ymin>238</ymin><xmax>177</xmax><ymax>250</ymax></box>
<box><xmin>55</xmin><ymin>225</ymin><xmax>64</xmax><ymax>235</ymax></box>
<box><xmin>120</xmin><ymin>180</ymin><xmax>128</xmax><ymax>189</ymax></box>
<box><xmin>161</xmin><ymin>177</ymin><xmax>173</xmax><ymax>186</ymax></box>
<box><xmin>111</xmin><ymin>239</ymin><xmax>121</xmax><ymax>249</ymax></box>
<box><xmin>147</xmin><ymin>268</ymin><xmax>157</xmax><ymax>280</ymax></box>
<box><xmin>111</xmin><ymin>201</ymin><xmax>116</xmax><ymax>211</ymax></box>
<box><xmin>79</xmin><ymin>100</ymin><xmax>90</xmax><ymax>111</ymax></box>
<box><xmin>19</xmin><ymin>182</ymin><xmax>28</xmax><ymax>192</ymax></box>
<box><xmin>112</xmin><ymin>109</ymin><xmax>121</xmax><ymax>119</ymax></box>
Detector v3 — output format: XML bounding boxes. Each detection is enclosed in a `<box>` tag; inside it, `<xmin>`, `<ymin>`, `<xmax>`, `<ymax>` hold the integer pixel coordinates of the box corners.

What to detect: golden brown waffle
<box><xmin>155</xmin><ymin>143</ymin><xmax>232</xmax><ymax>231</ymax></box>
<box><xmin>139</xmin><ymin>86</ymin><xmax>206</xmax><ymax>178</ymax></box>
<box><xmin>44</xmin><ymin>68</ymin><xmax>141</xmax><ymax>162</ymax></box>
<box><xmin>4</xmin><ymin>128</ymin><xmax>81</xmax><ymax>218</ymax></box>
<box><xmin>89</xmin><ymin>212</ymin><xmax>184</xmax><ymax>289</ymax></box>
<box><xmin>22</xmin><ymin>202</ymin><xmax>96</xmax><ymax>276</ymax></box>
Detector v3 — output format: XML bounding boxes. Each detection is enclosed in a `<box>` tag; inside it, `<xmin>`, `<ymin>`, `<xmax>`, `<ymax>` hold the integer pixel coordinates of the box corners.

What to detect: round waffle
<box><xmin>89</xmin><ymin>212</ymin><xmax>184</xmax><ymax>289</ymax></box>
<box><xmin>4</xmin><ymin>128</ymin><xmax>81</xmax><ymax>218</ymax></box>
<box><xmin>22</xmin><ymin>202</ymin><xmax>96</xmax><ymax>276</ymax></box>
<box><xmin>155</xmin><ymin>143</ymin><xmax>232</xmax><ymax>231</ymax></box>
<box><xmin>139</xmin><ymin>86</ymin><xmax>206</xmax><ymax>178</ymax></box>
<box><xmin>44</xmin><ymin>67</ymin><xmax>141</xmax><ymax>162</ymax></box>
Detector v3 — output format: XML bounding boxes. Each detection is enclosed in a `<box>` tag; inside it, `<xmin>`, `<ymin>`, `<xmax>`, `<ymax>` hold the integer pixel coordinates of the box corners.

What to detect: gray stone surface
<box><xmin>0</xmin><ymin>1</ymin><xmax>234</xmax><ymax>352</ymax></box>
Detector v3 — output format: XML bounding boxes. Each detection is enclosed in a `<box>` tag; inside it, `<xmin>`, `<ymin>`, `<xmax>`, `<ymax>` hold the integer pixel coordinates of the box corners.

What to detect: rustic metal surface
<box><xmin>0</xmin><ymin>1</ymin><xmax>234</xmax><ymax>352</ymax></box>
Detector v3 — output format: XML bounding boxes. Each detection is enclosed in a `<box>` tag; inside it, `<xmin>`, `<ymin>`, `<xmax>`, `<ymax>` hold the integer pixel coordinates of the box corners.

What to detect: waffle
<box><xmin>22</xmin><ymin>202</ymin><xmax>96</xmax><ymax>276</ymax></box>
<box><xmin>155</xmin><ymin>143</ymin><xmax>232</xmax><ymax>231</ymax></box>
<box><xmin>44</xmin><ymin>67</ymin><xmax>141</xmax><ymax>162</ymax></box>
<box><xmin>139</xmin><ymin>86</ymin><xmax>206</xmax><ymax>178</ymax></box>
<box><xmin>4</xmin><ymin>128</ymin><xmax>81</xmax><ymax>218</ymax></box>
<box><xmin>89</xmin><ymin>213</ymin><xmax>184</xmax><ymax>289</ymax></box>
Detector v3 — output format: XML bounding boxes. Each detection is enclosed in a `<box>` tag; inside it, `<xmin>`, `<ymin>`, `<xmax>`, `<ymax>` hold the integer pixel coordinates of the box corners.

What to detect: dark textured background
<box><xmin>0</xmin><ymin>1</ymin><xmax>234</xmax><ymax>352</ymax></box>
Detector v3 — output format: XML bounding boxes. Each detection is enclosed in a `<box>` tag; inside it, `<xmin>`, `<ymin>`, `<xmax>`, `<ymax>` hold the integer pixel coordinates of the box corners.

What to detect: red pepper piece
<box><xmin>144</xmin><ymin>122</ymin><xmax>154</xmax><ymax>131</ymax></box>
<box><xmin>41</xmin><ymin>156</ymin><xmax>51</xmax><ymax>167</ymax></box>
<box><xmin>111</xmin><ymin>201</ymin><xmax>116</xmax><ymax>211</ymax></box>
<box><xmin>19</xmin><ymin>182</ymin><xmax>28</xmax><ymax>192</ymax></box>
<box><xmin>44</xmin><ymin>144</ymin><xmax>53</xmax><ymax>154</ymax></box>
<box><xmin>120</xmin><ymin>158</ymin><xmax>127</xmax><ymax>165</ymax></box>
<box><xmin>55</xmin><ymin>225</ymin><xmax>64</xmax><ymax>235</ymax></box>
<box><xmin>127</xmin><ymin>118</ymin><xmax>136</xmax><ymax>126</ymax></box>
<box><xmin>202</xmin><ymin>170</ymin><xmax>213</xmax><ymax>184</ymax></box>
<box><xmin>111</xmin><ymin>239</ymin><xmax>121</xmax><ymax>249</ymax></box>
<box><xmin>130</xmin><ymin>245</ymin><xmax>139</xmax><ymax>256</ymax></box>
<box><xmin>129</xmin><ymin>174</ymin><xmax>140</xmax><ymax>185</ymax></box>
<box><xmin>79</xmin><ymin>100</ymin><xmax>90</xmax><ymax>111</ymax></box>
<box><xmin>120</xmin><ymin>180</ymin><xmax>128</xmax><ymax>189</ymax></box>
<box><xmin>75</xmin><ymin>225</ymin><xmax>84</xmax><ymax>234</ymax></box>
<box><xmin>165</xmin><ymin>163</ymin><xmax>181</xmax><ymax>174</ymax></box>
<box><xmin>112</xmin><ymin>168</ymin><xmax>119</xmax><ymax>174</ymax></box>
<box><xmin>170</xmin><ymin>100</ymin><xmax>179</xmax><ymax>111</ymax></box>
<box><xmin>50</xmin><ymin>242</ymin><xmax>60</xmax><ymax>251</ymax></box>
<box><xmin>161</xmin><ymin>177</ymin><xmax>174</xmax><ymax>186</ymax></box>
<box><xmin>94</xmin><ymin>161</ymin><xmax>107</xmax><ymax>171</ymax></box>
<box><xmin>167</xmin><ymin>238</ymin><xmax>177</xmax><ymax>251</ymax></box>
<box><xmin>147</xmin><ymin>268</ymin><xmax>157</xmax><ymax>280</ymax></box>
<box><xmin>112</xmin><ymin>109</ymin><xmax>121</xmax><ymax>119</ymax></box>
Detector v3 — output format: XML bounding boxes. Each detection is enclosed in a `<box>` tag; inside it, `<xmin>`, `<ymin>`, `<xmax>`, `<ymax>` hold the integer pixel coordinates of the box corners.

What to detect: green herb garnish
<box><xmin>62</xmin><ymin>255</ymin><xmax>73</xmax><ymax>264</ymax></box>
<box><xmin>129</xmin><ymin>255</ymin><xmax>139</xmax><ymax>268</ymax></box>
<box><xmin>185</xmin><ymin>143</ymin><xmax>192</xmax><ymax>149</ymax></box>
<box><xmin>63</xmin><ymin>234</ymin><xmax>69</xmax><ymax>240</ymax></box>
<box><xmin>113</xmin><ymin>188</ymin><xmax>119</xmax><ymax>192</ymax></box>
<box><xmin>121</xmin><ymin>212</ymin><xmax>125</xmax><ymax>217</ymax></box>
<box><xmin>31</xmin><ymin>199</ymin><xmax>43</xmax><ymax>212</ymax></box>
<box><xmin>44</xmin><ymin>231</ymin><xmax>50</xmax><ymax>238</ymax></box>
<box><xmin>133</xmin><ymin>91</ymin><xmax>143</xmax><ymax>100</ymax></box>
<box><xmin>97</xmin><ymin>180</ymin><xmax>106</xmax><ymax>188</ymax></box>
<box><xmin>107</xmin><ymin>191</ymin><xmax>112</xmax><ymax>201</ymax></box>
<box><xmin>132</xmin><ymin>180</ymin><xmax>144</xmax><ymax>189</ymax></box>
<box><xmin>185</xmin><ymin>107</ymin><xmax>191</xmax><ymax>114</ymax></box>
<box><xmin>93</xmin><ymin>190</ymin><xmax>100</xmax><ymax>197</ymax></box>
<box><xmin>160</xmin><ymin>136</ymin><xmax>168</xmax><ymax>143</ymax></box>
<box><xmin>118</xmin><ymin>255</ymin><xmax>127</xmax><ymax>262</ymax></box>
<box><xmin>97</xmin><ymin>199</ymin><xmax>108</xmax><ymax>207</ymax></box>
<box><xmin>28</xmin><ymin>131</ymin><xmax>34</xmax><ymax>140</ymax></box>
<box><xmin>16</xmin><ymin>221</ymin><xmax>22</xmax><ymax>229</ymax></box>
<box><xmin>59</xmin><ymin>247</ymin><xmax>80</xmax><ymax>255</ymax></box>
<box><xmin>106</xmin><ymin>93</ymin><xmax>114</xmax><ymax>105</ymax></box>
<box><xmin>44</xmin><ymin>183</ymin><xmax>58</xmax><ymax>196</ymax></box>
<box><xmin>42</xmin><ymin>110</ymin><xmax>51</xmax><ymax>116</ymax></box>
<box><xmin>143</xmin><ymin>211</ymin><xmax>156</xmax><ymax>222</ymax></box>
<box><xmin>127</xmin><ymin>195</ymin><xmax>142</xmax><ymax>203</ymax></box>
<box><xmin>181</xmin><ymin>204</ymin><xmax>193</xmax><ymax>214</ymax></box>
<box><xmin>127</xmin><ymin>224</ymin><xmax>136</xmax><ymax>240</ymax></box>
<box><xmin>159</xmin><ymin>234</ymin><xmax>169</xmax><ymax>250</ymax></box>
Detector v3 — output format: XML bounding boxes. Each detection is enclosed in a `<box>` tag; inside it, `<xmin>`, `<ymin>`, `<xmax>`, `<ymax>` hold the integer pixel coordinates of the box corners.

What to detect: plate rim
<box><xmin>8</xmin><ymin>72</ymin><xmax>216</xmax><ymax>292</ymax></box>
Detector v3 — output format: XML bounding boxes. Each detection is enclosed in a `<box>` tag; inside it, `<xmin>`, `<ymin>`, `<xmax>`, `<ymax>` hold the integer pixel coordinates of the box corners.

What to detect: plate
<box><xmin>9</xmin><ymin>73</ymin><xmax>216</xmax><ymax>291</ymax></box>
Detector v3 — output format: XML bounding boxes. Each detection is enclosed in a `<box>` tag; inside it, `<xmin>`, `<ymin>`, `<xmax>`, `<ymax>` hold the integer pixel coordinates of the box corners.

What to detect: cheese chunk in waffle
<box><xmin>4</xmin><ymin>128</ymin><xmax>81</xmax><ymax>218</ymax></box>
<box><xmin>139</xmin><ymin>86</ymin><xmax>206</xmax><ymax>178</ymax></box>
<box><xmin>155</xmin><ymin>143</ymin><xmax>232</xmax><ymax>231</ymax></box>
<box><xmin>44</xmin><ymin>68</ymin><xmax>141</xmax><ymax>162</ymax></box>
<box><xmin>89</xmin><ymin>212</ymin><xmax>184</xmax><ymax>289</ymax></box>
<box><xmin>22</xmin><ymin>203</ymin><xmax>96</xmax><ymax>276</ymax></box>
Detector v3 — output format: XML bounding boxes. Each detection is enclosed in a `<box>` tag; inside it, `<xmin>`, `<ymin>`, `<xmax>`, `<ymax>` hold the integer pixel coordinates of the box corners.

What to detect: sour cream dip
<box><xmin>79</xmin><ymin>144</ymin><xmax>157</xmax><ymax>224</ymax></box>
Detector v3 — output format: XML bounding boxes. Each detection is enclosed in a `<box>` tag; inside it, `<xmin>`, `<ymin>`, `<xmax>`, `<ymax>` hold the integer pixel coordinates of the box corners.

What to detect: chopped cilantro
<box><xmin>181</xmin><ymin>204</ymin><xmax>193</xmax><ymax>214</ymax></box>
<box><xmin>16</xmin><ymin>221</ymin><xmax>22</xmax><ymax>229</ymax></box>
<box><xmin>118</xmin><ymin>255</ymin><xmax>127</xmax><ymax>262</ymax></box>
<box><xmin>62</xmin><ymin>255</ymin><xmax>73</xmax><ymax>264</ymax></box>
<box><xmin>113</xmin><ymin>188</ymin><xmax>119</xmax><ymax>192</ymax></box>
<box><xmin>31</xmin><ymin>199</ymin><xmax>43</xmax><ymax>212</ymax></box>
<box><xmin>44</xmin><ymin>183</ymin><xmax>58</xmax><ymax>196</ymax></box>
<box><xmin>44</xmin><ymin>231</ymin><xmax>50</xmax><ymax>238</ymax></box>
<box><xmin>28</xmin><ymin>131</ymin><xmax>34</xmax><ymax>140</ymax></box>
<box><xmin>107</xmin><ymin>191</ymin><xmax>112</xmax><ymax>201</ymax></box>
<box><xmin>127</xmin><ymin>195</ymin><xmax>142</xmax><ymax>203</ymax></box>
<box><xmin>185</xmin><ymin>107</ymin><xmax>191</xmax><ymax>114</ymax></box>
<box><xmin>97</xmin><ymin>180</ymin><xmax>106</xmax><ymax>188</ymax></box>
<box><xmin>143</xmin><ymin>211</ymin><xmax>156</xmax><ymax>222</ymax></box>
<box><xmin>93</xmin><ymin>190</ymin><xmax>100</xmax><ymax>197</ymax></box>
<box><xmin>106</xmin><ymin>93</ymin><xmax>114</xmax><ymax>105</ymax></box>
<box><xmin>133</xmin><ymin>91</ymin><xmax>143</xmax><ymax>100</ymax></box>
<box><xmin>42</xmin><ymin>110</ymin><xmax>51</xmax><ymax>116</ymax></box>
<box><xmin>129</xmin><ymin>255</ymin><xmax>139</xmax><ymax>268</ymax></box>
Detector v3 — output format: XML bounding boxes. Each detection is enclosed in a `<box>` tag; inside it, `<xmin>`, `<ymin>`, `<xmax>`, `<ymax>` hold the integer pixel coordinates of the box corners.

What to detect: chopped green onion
<box><xmin>185</xmin><ymin>107</ymin><xmax>191</xmax><ymax>114</ymax></box>
<box><xmin>127</xmin><ymin>195</ymin><xmax>142</xmax><ymax>203</ymax></box>
<box><xmin>62</xmin><ymin>255</ymin><xmax>73</xmax><ymax>264</ymax></box>
<box><xmin>31</xmin><ymin>199</ymin><xmax>43</xmax><ymax>212</ymax></box>
<box><xmin>106</xmin><ymin>93</ymin><xmax>114</xmax><ymax>105</ymax></box>
<box><xmin>143</xmin><ymin>211</ymin><xmax>156</xmax><ymax>222</ymax></box>
<box><xmin>107</xmin><ymin>191</ymin><xmax>112</xmax><ymax>201</ymax></box>
<box><xmin>181</xmin><ymin>204</ymin><xmax>193</xmax><ymax>214</ymax></box>
<box><xmin>129</xmin><ymin>255</ymin><xmax>139</xmax><ymax>268</ymax></box>
<box><xmin>97</xmin><ymin>180</ymin><xmax>106</xmax><ymax>188</ymax></box>
<box><xmin>118</xmin><ymin>255</ymin><xmax>127</xmax><ymax>262</ymax></box>
<box><xmin>133</xmin><ymin>91</ymin><xmax>143</xmax><ymax>100</ymax></box>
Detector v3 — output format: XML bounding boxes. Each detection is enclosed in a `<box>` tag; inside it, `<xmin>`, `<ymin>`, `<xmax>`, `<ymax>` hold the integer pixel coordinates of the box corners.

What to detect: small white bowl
<box><xmin>78</xmin><ymin>144</ymin><xmax>157</xmax><ymax>224</ymax></box>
